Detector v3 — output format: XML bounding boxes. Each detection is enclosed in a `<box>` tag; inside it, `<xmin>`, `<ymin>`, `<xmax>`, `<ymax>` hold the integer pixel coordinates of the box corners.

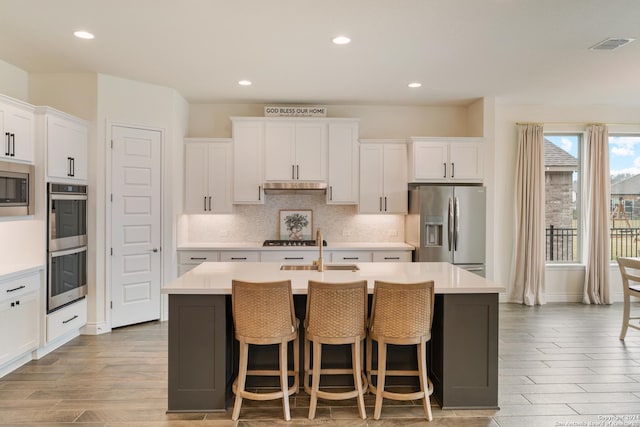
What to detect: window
<box><xmin>608</xmin><ymin>135</ymin><xmax>640</xmax><ymax>260</ymax></box>
<box><xmin>544</xmin><ymin>134</ymin><xmax>581</xmax><ymax>263</ymax></box>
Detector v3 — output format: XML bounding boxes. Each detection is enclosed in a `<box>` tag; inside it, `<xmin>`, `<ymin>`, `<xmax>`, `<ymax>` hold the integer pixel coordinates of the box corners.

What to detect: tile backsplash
<box><xmin>179</xmin><ymin>194</ymin><xmax>405</xmax><ymax>244</ymax></box>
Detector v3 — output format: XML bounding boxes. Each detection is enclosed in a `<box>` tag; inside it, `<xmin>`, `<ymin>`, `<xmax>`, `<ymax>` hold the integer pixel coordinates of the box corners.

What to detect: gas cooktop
<box><xmin>263</xmin><ymin>239</ymin><xmax>327</xmax><ymax>247</ymax></box>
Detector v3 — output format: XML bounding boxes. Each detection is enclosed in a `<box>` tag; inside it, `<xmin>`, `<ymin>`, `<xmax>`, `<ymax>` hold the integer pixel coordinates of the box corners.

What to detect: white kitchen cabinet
<box><xmin>372</xmin><ymin>251</ymin><xmax>412</xmax><ymax>262</ymax></box>
<box><xmin>37</xmin><ymin>107</ymin><xmax>89</xmax><ymax>182</ymax></box>
<box><xmin>219</xmin><ymin>251</ymin><xmax>260</xmax><ymax>262</ymax></box>
<box><xmin>260</xmin><ymin>251</ymin><xmax>318</xmax><ymax>264</ymax></box>
<box><xmin>408</xmin><ymin>137</ymin><xmax>483</xmax><ymax>183</ymax></box>
<box><xmin>327</xmin><ymin>120</ymin><xmax>359</xmax><ymax>204</ymax></box>
<box><xmin>0</xmin><ymin>95</ymin><xmax>35</xmax><ymax>163</ymax></box>
<box><xmin>184</xmin><ymin>138</ymin><xmax>233</xmax><ymax>214</ymax></box>
<box><xmin>178</xmin><ymin>250</ymin><xmax>220</xmax><ymax>275</ymax></box>
<box><xmin>359</xmin><ymin>140</ymin><xmax>407</xmax><ymax>214</ymax></box>
<box><xmin>330</xmin><ymin>251</ymin><xmax>372</xmax><ymax>263</ymax></box>
<box><xmin>232</xmin><ymin>118</ymin><xmax>264</xmax><ymax>204</ymax></box>
<box><xmin>330</xmin><ymin>249</ymin><xmax>411</xmax><ymax>263</ymax></box>
<box><xmin>46</xmin><ymin>297</ymin><xmax>87</xmax><ymax>343</ymax></box>
<box><xmin>264</xmin><ymin>120</ymin><xmax>327</xmax><ymax>182</ymax></box>
<box><xmin>0</xmin><ymin>271</ymin><xmax>40</xmax><ymax>366</ymax></box>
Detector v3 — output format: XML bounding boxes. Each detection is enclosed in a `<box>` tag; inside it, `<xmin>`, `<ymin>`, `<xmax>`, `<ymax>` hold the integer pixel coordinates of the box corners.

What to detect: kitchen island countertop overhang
<box><xmin>161</xmin><ymin>261</ymin><xmax>505</xmax><ymax>295</ymax></box>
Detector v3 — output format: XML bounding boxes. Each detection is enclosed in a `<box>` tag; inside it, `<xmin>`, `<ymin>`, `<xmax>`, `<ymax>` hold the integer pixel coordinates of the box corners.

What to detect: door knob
<box><xmin>150</xmin><ymin>248</ymin><xmax>159</xmax><ymax>253</ymax></box>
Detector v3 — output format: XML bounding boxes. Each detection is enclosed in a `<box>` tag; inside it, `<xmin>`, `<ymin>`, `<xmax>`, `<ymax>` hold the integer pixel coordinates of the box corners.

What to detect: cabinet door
<box><xmin>327</xmin><ymin>122</ymin><xmax>358</xmax><ymax>204</ymax></box>
<box><xmin>233</xmin><ymin>120</ymin><xmax>264</xmax><ymax>204</ymax></box>
<box><xmin>383</xmin><ymin>144</ymin><xmax>408</xmax><ymax>213</ymax></box>
<box><xmin>5</xmin><ymin>104</ymin><xmax>34</xmax><ymax>162</ymax></box>
<box><xmin>0</xmin><ymin>291</ymin><xmax>39</xmax><ymax>366</ymax></box>
<box><xmin>359</xmin><ymin>144</ymin><xmax>384</xmax><ymax>213</ymax></box>
<box><xmin>295</xmin><ymin>122</ymin><xmax>327</xmax><ymax>181</ymax></box>
<box><xmin>264</xmin><ymin>121</ymin><xmax>295</xmax><ymax>181</ymax></box>
<box><xmin>412</xmin><ymin>141</ymin><xmax>448</xmax><ymax>181</ymax></box>
<box><xmin>184</xmin><ymin>143</ymin><xmax>209</xmax><ymax>213</ymax></box>
<box><xmin>208</xmin><ymin>143</ymin><xmax>233</xmax><ymax>213</ymax></box>
<box><xmin>47</xmin><ymin>114</ymin><xmax>87</xmax><ymax>181</ymax></box>
<box><xmin>449</xmin><ymin>142</ymin><xmax>483</xmax><ymax>182</ymax></box>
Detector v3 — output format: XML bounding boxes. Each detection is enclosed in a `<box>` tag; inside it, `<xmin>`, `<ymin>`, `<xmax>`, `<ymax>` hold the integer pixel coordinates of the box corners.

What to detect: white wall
<box><xmin>493</xmin><ymin>101</ymin><xmax>640</xmax><ymax>302</ymax></box>
<box><xmin>188</xmin><ymin>103</ymin><xmax>477</xmax><ymax>139</ymax></box>
<box><xmin>96</xmin><ymin>74</ymin><xmax>188</xmax><ymax>331</ymax></box>
<box><xmin>0</xmin><ymin>59</ymin><xmax>28</xmax><ymax>101</ymax></box>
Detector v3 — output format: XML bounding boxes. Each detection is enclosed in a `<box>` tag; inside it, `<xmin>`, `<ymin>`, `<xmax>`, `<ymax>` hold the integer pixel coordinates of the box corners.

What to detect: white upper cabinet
<box><xmin>264</xmin><ymin>120</ymin><xmax>327</xmax><ymax>182</ymax></box>
<box><xmin>38</xmin><ymin>108</ymin><xmax>89</xmax><ymax>182</ymax></box>
<box><xmin>184</xmin><ymin>138</ymin><xmax>233</xmax><ymax>214</ymax></box>
<box><xmin>327</xmin><ymin>120</ymin><xmax>359</xmax><ymax>204</ymax></box>
<box><xmin>359</xmin><ymin>140</ymin><xmax>407</xmax><ymax>214</ymax></box>
<box><xmin>408</xmin><ymin>137</ymin><xmax>483</xmax><ymax>183</ymax></box>
<box><xmin>232</xmin><ymin>118</ymin><xmax>264</xmax><ymax>204</ymax></box>
<box><xmin>0</xmin><ymin>95</ymin><xmax>35</xmax><ymax>163</ymax></box>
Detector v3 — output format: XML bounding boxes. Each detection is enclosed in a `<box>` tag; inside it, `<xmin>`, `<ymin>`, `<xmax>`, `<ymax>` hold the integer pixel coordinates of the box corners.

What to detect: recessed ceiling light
<box><xmin>238</xmin><ymin>80</ymin><xmax>252</xmax><ymax>86</ymax></box>
<box><xmin>73</xmin><ymin>30</ymin><xmax>94</xmax><ymax>40</ymax></box>
<box><xmin>332</xmin><ymin>36</ymin><xmax>351</xmax><ymax>45</ymax></box>
<box><xmin>408</xmin><ymin>82</ymin><xmax>422</xmax><ymax>88</ymax></box>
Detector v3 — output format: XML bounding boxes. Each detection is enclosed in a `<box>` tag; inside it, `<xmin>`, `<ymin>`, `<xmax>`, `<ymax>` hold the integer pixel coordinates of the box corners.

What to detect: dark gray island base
<box><xmin>167</xmin><ymin>292</ymin><xmax>499</xmax><ymax>412</ymax></box>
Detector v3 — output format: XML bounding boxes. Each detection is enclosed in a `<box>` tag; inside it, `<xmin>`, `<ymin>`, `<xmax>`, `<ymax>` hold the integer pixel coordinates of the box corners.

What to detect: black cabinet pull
<box><xmin>71</xmin><ymin>157</ymin><xmax>75</xmax><ymax>176</ymax></box>
<box><xmin>10</xmin><ymin>133</ymin><xmax>15</xmax><ymax>156</ymax></box>
<box><xmin>284</xmin><ymin>257</ymin><xmax>304</xmax><ymax>260</ymax></box>
<box><xmin>230</xmin><ymin>257</ymin><xmax>247</xmax><ymax>260</ymax></box>
<box><xmin>384</xmin><ymin>256</ymin><xmax>400</xmax><ymax>260</ymax></box>
<box><xmin>258</xmin><ymin>185</ymin><xmax>261</xmax><ymax>201</ymax></box>
<box><xmin>4</xmin><ymin>132</ymin><xmax>9</xmax><ymax>155</ymax></box>
<box><xmin>204</xmin><ymin>196</ymin><xmax>207</xmax><ymax>211</ymax></box>
<box><xmin>63</xmin><ymin>315</ymin><xmax>79</xmax><ymax>324</ymax></box>
<box><xmin>384</xmin><ymin>196</ymin><xmax>387</xmax><ymax>212</ymax></box>
<box><xmin>296</xmin><ymin>165</ymin><xmax>299</xmax><ymax>179</ymax></box>
<box><xmin>6</xmin><ymin>285</ymin><xmax>26</xmax><ymax>293</ymax></box>
<box><xmin>190</xmin><ymin>257</ymin><xmax>207</xmax><ymax>260</ymax></box>
<box><xmin>343</xmin><ymin>257</ymin><xmax>359</xmax><ymax>260</ymax></box>
<box><xmin>329</xmin><ymin>186</ymin><xmax>333</xmax><ymax>201</ymax></box>
<box><xmin>451</xmin><ymin>162</ymin><xmax>455</xmax><ymax>178</ymax></box>
<box><xmin>68</xmin><ymin>157</ymin><xmax>73</xmax><ymax>176</ymax></box>
<box><xmin>208</xmin><ymin>196</ymin><xmax>212</xmax><ymax>211</ymax></box>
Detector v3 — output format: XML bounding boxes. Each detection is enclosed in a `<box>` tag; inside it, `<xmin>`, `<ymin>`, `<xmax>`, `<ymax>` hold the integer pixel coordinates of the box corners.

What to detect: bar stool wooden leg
<box><xmin>374</xmin><ymin>341</ymin><xmax>387</xmax><ymax>420</ymax></box>
<box><xmin>417</xmin><ymin>340</ymin><xmax>433</xmax><ymax>421</ymax></box>
<box><xmin>279</xmin><ymin>341</ymin><xmax>291</xmax><ymax>421</ymax></box>
<box><xmin>308</xmin><ymin>342</ymin><xmax>323</xmax><ymax>419</ymax></box>
<box><xmin>352</xmin><ymin>341</ymin><xmax>366</xmax><ymax>419</ymax></box>
<box><xmin>232</xmin><ymin>342</ymin><xmax>249</xmax><ymax>421</ymax></box>
<box><xmin>304</xmin><ymin>336</ymin><xmax>311</xmax><ymax>391</ymax></box>
<box><xmin>621</xmin><ymin>293</ymin><xmax>631</xmax><ymax>340</ymax></box>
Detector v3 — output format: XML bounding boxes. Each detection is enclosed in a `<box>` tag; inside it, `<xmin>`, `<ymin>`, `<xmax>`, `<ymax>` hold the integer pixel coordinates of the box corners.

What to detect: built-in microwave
<box><xmin>0</xmin><ymin>160</ymin><xmax>34</xmax><ymax>217</ymax></box>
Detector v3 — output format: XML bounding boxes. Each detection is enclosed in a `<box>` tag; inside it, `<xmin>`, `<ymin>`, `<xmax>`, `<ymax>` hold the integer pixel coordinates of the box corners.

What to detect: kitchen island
<box><xmin>162</xmin><ymin>261</ymin><xmax>505</xmax><ymax>412</ymax></box>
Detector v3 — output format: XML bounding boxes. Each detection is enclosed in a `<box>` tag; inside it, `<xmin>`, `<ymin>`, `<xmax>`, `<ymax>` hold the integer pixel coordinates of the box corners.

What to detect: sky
<box><xmin>546</xmin><ymin>134</ymin><xmax>640</xmax><ymax>177</ymax></box>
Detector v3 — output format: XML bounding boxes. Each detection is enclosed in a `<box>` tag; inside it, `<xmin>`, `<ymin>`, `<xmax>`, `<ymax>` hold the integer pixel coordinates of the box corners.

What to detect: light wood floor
<box><xmin>0</xmin><ymin>302</ymin><xmax>639</xmax><ymax>426</ymax></box>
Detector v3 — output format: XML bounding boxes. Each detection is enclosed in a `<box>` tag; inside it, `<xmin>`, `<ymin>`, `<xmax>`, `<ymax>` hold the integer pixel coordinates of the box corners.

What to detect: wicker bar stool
<box><xmin>231</xmin><ymin>280</ymin><xmax>300</xmax><ymax>421</ymax></box>
<box><xmin>366</xmin><ymin>280</ymin><xmax>435</xmax><ymax>421</ymax></box>
<box><xmin>304</xmin><ymin>280</ymin><xmax>368</xmax><ymax>419</ymax></box>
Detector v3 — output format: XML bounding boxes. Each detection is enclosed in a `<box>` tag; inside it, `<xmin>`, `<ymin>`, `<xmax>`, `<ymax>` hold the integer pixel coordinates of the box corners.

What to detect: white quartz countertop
<box><xmin>178</xmin><ymin>242</ymin><xmax>414</xmax><ymax>251</ymax></box>
<box><xmin>0</xmin><ymin>263</ymin><xmax>44</xmax><ymax>281</ymax></box>
<box><xmin>162</xmin><ymin>262</ymin><xmax>504</xmax><ymax>295</ymax></box>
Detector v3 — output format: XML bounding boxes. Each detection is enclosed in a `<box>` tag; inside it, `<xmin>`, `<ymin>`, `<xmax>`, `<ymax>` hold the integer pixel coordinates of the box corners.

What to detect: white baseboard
<box><xmin>0</xmin><ymin>353</ymin><xmax>33</xmax><ymax>379</ymax></box>
<box><xmin>33</xmin><ymin>329</ymin><xmax>80</xmax><ymax>360</ymax></box>
<box><xmin>82</xmin><ymin>321</ymin><xmax>110</xmax><ymax>335</ymax></box>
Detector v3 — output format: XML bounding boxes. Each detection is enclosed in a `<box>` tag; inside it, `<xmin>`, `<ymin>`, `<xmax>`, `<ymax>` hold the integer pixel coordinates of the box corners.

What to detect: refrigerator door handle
<box><xmin>448</xmin><ymin>197</ymin><xmax>453</xmax><ymax>251</ymax></box>
<box><xmin>454</xmin><ymin>196</ymin><xmax>460</xmax><ymax>251</ymax></box>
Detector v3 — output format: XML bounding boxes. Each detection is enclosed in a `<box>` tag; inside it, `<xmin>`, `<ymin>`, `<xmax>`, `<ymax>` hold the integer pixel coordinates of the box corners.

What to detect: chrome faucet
<box><xmin>315</xmin><ymin>228</ymin><xmax>324</xmax><ymax>272</ymax></box>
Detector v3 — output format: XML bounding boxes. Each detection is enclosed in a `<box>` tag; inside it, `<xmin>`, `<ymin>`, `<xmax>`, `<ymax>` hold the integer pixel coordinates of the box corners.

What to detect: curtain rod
<box><xmin>516</xmin><ymin>121</ymin><xmax>640</xmax><ymax>126</ymax></box>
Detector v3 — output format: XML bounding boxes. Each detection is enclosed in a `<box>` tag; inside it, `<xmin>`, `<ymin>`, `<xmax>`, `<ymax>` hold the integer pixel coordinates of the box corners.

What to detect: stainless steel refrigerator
<box><xmin>406</xmin><ymin>185</ymin><xmax>486</xmax><ymax>276</ymax></box>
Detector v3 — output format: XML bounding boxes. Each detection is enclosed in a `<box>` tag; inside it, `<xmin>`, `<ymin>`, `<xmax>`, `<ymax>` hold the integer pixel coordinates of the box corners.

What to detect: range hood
<box><xmin>263</xmin><ymin>182</ymin><xmax>327</xmax><ymax>194</ymax></box>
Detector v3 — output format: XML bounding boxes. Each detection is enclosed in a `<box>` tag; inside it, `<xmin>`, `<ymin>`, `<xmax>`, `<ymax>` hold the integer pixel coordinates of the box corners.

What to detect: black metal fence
<box><xmin>546</xmin><ymin>225</ymin><xmax>577</xmax><ymax>262</ymax></box>
<box><xmin>546</xmin><ymin>226</ymin><xmax>640</xmax><ymax>262</ymax></box>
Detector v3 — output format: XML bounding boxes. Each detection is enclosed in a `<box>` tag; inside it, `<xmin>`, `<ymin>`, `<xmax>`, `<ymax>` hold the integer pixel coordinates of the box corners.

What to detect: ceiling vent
<box><xmin>589</xmin><ymin>37</ymin><xmax>635</xmax><ymax>50</ymax></box>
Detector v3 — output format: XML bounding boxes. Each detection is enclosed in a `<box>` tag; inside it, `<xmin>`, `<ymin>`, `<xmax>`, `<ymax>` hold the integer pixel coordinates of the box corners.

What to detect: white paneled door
<box><xmin>110</xmin><ymin>125</ymin><xmax>162</xmax><ymax>328</ymax></box>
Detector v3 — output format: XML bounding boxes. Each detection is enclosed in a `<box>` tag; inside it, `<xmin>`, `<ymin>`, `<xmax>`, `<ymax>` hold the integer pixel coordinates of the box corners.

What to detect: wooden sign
<box><xmin>264</xmin><ymin>106</ymin><xmax>327</xmax><ymax>117</ymax></box>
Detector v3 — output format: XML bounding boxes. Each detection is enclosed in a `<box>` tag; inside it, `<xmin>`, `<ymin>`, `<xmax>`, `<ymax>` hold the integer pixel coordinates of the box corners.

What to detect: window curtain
<box><xmin>510</xmin><ymin>124</ymin><xmax>546</xmax><ymax>306</ymax></box>
<box><xmin>582</xmin><ymin>124</ymin><xmax>611</xmax><ymax>304</ymax></box>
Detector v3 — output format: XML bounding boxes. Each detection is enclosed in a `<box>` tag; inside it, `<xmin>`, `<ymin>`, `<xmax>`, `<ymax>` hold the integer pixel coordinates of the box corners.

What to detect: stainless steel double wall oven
<box><xmin>47</xmin><ymin>183</ymin><xmax>88</xmax><ymax>312</ymax></box>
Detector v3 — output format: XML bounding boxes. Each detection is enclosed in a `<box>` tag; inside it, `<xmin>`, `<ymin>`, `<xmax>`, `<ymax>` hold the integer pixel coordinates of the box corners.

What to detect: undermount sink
<box><xmin>280</xmin><ymin>264</ymin><xmax>359</xmax><ymax>272</ymax></box>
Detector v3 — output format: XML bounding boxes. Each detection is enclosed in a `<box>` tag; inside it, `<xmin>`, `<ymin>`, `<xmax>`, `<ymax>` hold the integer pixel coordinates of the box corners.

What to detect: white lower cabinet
<box><xmin>46</xmin><ymin>297</ymin><xmax>87</xmax><ymax>343</ymax></box>
<box><xmin>260</xmin><ymin>251</ymin><xmax>317</xmax><ymax>264</ymax></box>
<box><xmin>373</xmin><ymin>251</ymin><xmax>412</xmax><ymax>262</ymax></box>
<box><xmin>0</xmin><ymin>271</ymin><xmax>40</xmax><ymax>367</ymax></box>
<box><xmin>178</xmin><ymin>250</ymin><xmax>219</xmax><ymax>275</ymax></box>
<box><xmin>330</xmin><ymin>251</ymin><xmax>373</xmax><ymax>263</ymax></box>
<box><xmin>219</xmin><ymin>251</ymin><xmax>260</xmax><ymax>262</ymax></box>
